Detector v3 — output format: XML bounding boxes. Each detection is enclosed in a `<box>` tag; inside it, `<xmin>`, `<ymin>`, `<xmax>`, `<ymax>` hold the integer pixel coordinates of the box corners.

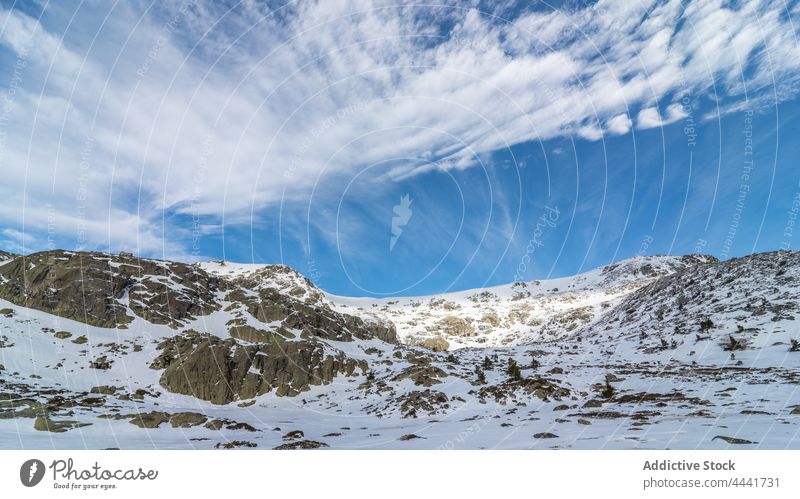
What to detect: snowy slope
<box><xmin>330</xmin><ymin>255</ymin><xmax>709</xmax><ymax>349</ymax></box>
<box><xmin>1</xmin><ymin>250</ymin><xmax>799</xmax><ymax>450</ymax></box>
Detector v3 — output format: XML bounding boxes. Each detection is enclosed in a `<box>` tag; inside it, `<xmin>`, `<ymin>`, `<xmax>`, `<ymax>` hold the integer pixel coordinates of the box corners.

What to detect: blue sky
<box><xmin>1</xmin><ymin>0</ymin><xmax>799</xmax><ymax>296</ymax></box>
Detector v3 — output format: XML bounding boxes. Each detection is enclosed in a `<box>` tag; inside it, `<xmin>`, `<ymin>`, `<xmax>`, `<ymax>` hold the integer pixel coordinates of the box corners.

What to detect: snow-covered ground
<box><xmin>1</xmin><ymin>251</ymin><xmax>799</xmax><ymax>449</ymax></box>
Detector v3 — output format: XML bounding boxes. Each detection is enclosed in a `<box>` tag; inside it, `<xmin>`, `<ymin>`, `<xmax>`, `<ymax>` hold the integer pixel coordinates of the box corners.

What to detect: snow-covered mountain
<box><xmin>1</xmin><ymin>249</ymin><xmax>798</xmax><ymax>449</ymax></box>
<box><xmin>331</xmin><ymin>254</ymin><xmax>712</xmax><ymax>349</ymax></box>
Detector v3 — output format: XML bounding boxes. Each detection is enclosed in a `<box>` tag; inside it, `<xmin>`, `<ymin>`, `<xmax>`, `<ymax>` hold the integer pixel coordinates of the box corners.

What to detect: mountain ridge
<box><xmin>1</xmin><ymin>247</ymin><xmax>798</xmax><ymax>449</ymax></box>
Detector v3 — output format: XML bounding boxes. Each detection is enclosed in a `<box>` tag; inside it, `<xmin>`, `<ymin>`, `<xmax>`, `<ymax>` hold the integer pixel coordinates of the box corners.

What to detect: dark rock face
<box><xmin>151</xmin><ymin>331</ymin><xmax>368</xmax><ymax>404</ymax></box>
<box><xmin>0</xmin><ymin>251</ymin><xmax>134</xmax><ymax>327</ymax></box>
<box><xmin>0</xmin><ymin>250</ymin><xmax>399</xmax><ymax>348</ymax></box>
<box><xmin>0</xmin><ymin>250</ymin><xmax>220</xmax><ymax>328</ymax></box>
<box><xmin>247</xmin><ymin>288</ymin><xmax>397</xmax><ymax>344</ymax></box>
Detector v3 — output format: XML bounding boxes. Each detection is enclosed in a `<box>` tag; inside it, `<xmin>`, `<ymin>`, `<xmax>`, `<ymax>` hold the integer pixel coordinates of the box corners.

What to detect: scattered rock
<box><xmin>170</xmin><ymin>412</ymin><xmax>208</xmax><ymax>428</ymax></box>
<box><xmin>392</xmin><ymin>365</ymin><xmax>448</xmax><ymax>387</ymax></box>
<box><xmin>399</xmin><ymin>434</ymin><xmax>425</xmax><ymax>441</ymax></box>
<box><xmin>533</xmin><ymin>432</ymin><xmax>558</xmax><ymax>439</ymax></box>
<box><xmin>418</xmin><ymin>336</ymin><xmax>450</xmax><ymax>352</ymax></box>
<box><xmin>89</xmin><ymin>356</ymin><xmax>112</xmax><ymax>370</ymax></box>
<box><xmin>34</xmin><ymin>416</ymin><xmax>90</xmax><ymax>433</ymax></box>
<box><xmin>129</xmin><ymin>411</ymin><xmax>170</xmax><ymax>429</ymax></box>
<box><xmin>282</xmin><ymin>430</ymin><xmax>304</xmax><ymax>440</ymax></box>
<box><xmin>399</xmin><ymin>390</ymin><xmax>449</xmax><ymax>418</ymax></box>
<box><xmin>204</xmin><ymin>419</ymin><xmax>225</xmax><ymax>431</ymax></box>
<box><xmin>90</xmin><ymin>385</ymin><xmax>118</xmax><ymax>395</ymax></box>
<box><xmin>712</xmin><ymin>435</ymin><xmax>756</xmax><ymax>445</ymax></box>
<box><xmin>273</xmin><ymin>440</ymin><xmax>329</xmax><ymax>450</ymax></box>
<box><xmin>215</xmin><ymin>440</ymin><xmax>257</xmax><ymax>449</ymax></box>
<box><xmin>226</xmin><ymin>422</ymin><xmax>257</xmax><ymax>432</ymax></box>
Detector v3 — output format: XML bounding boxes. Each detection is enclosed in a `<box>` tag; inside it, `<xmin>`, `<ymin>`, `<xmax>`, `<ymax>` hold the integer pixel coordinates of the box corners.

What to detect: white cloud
<box><xmin>637</xmin><ymin>107</ymin><xmax>665</xmax><ymax>129</ymax></box>
<box><xmin>606</xmin><ymin>113</ymin><xmax>632</xmax><ymax>135</ymax></box>
<box><xmin>0</xmin><ymin>0</ymin><xmax>797</xmax><ymax>256</ymax></box>
<box><xmin>636</xmin><ymin>103</ymin><xmax>689</xmax><ymax>129</ymax></box>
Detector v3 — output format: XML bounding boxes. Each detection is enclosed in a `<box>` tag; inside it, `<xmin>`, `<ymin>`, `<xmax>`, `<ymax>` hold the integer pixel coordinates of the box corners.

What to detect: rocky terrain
<box><xmin>1</xmin><ymin>249</ymin><xmax>799</xmax><ymax>449</ymax></box>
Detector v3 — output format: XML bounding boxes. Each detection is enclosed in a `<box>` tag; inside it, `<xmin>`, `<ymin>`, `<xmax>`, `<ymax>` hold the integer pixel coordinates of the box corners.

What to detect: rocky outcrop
<box><xmin>0</xmin><ymin>250</ymin><xmax>220</xmax><ymax>328</ymax></box>
<box><xmin>436</xmin><ymin>316</ymin><xmax>475</xmax><ymax>337</ymax></box>
<box><xmin>151</xmin><ymin>331</ymin><xmax>368</xmax><ymax>404</ymax></box>
<box><xmin>417</xmin><ymin>336</ymin><xmax>449</xmax><ymax>352</ymax></box>
<box><xmin>0</xmin><ymin>251</ymin><xmax>134</xmax><ymax>327</ymax></box>
<box><xmin>247</xmin><ymin>288</ymin><xmax>397</xmax><ymax>343</ymax></box>
<box><xmin>0</xmin><ymin>250</ymin><xmax>399</xmax><ymax>345</ymax></box>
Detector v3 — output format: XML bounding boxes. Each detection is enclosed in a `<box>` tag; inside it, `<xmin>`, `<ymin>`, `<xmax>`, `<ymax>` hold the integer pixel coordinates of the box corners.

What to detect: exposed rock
<box><xmin>229</xmin><ymin>324</ymin><xmax>287</xmax><ymax>344</ymax></box>
<box><xmin>89</xmin><ymin>356</ymin><xmax>112</xmax><ymax>370</ymax></box>
<box><xmin>152</xmin><ymin>332</ymin><xmax>366</xmax><ymax>404</ymax></box>
<box><xmin>282</xmin><ymin>430</ymin><xmax>304</xmax><ymax>440</ymax></box>
<box><xmin>34</xmin><ymin>416</ymin><xmax>90</xmax><ymax>433</ymax></box>
<box><xmin>533</xmin><ymin>432</ymin><xmax>558</xmax><ymax>439</ymax></box>
<box><xmin>398</xmin><ymin>433</ymin><xmax>425</xmax><ymax>441</ymax></box>
<box><xmin>418</xmin><ymin>336</ymin><xmax>450</xmax><ymax>352</ymax></box>
<box><xmin>476</xmin><ymin>377</ymin><xmax>570</xmax><ymax>403</ymax></box>
<box><xmin>437</xmin><ymin>316</ymin><xmax>476</xmax><ymax>337</ymax></box>
<box><xmin>78</xmin><ymin>397</ymin><xmax>105</xmax><ymax>407</ymax></box>
<box><xmin>170</xmin><ymin>412</ymin><xmax>208</xmax><ymax>428</ymax></box>
<box><xmin>399</xmin><ymin>390</ymin><xmax>449</xmax><ymax>418</ymax></box>
<box><xmin>53</xmin><ymin>331</ymin><xmax>72</xmax><ymax>339</ymax></box>
<box><xmin>129</xmin><ymin>411</ymin><xmax>170</xmax><ymax>429</ymax></box>
<box><xmin>226</xmin><ymin>422</ymin><xmax>257</xmax><ymax>432</ymax></box>
<box><xmin>392</xmin><ymin>365</ymin><xmax>447</xmax><ymax>387</ymax></box>
<box><xmin>215</xmin><ymin>440</ymin><xmax>257</xmax><ymax>449</ymax></box>
<box><xmin>273</xmin><ymin>440</ymin><xmax>329</xmax><ymax>450</ymax></box>
<box><xmin>90</xmin><ymin>385</ymin><xmax>118</xmax><ymax>395</ymax></box>
<box><xmin>0</xmin><ymin>250</ymin><xmax>220</xmax><ymax>328</ymax></box>
<box><xmin>204</xmin><ymin>419</ymin><xmax>225</xmax><ymax>431</ymax></box>
<box><xmin>712</xmin><ymin>435</ymin><xmax>757</xmax><ymax>445</ymax></box>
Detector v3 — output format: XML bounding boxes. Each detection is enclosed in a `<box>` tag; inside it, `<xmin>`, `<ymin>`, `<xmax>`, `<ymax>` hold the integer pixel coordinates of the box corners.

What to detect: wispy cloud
<box><xmin>0</xmin><ymin>0</ymin><xmax>797</xmax><ymax>256</ymax></box>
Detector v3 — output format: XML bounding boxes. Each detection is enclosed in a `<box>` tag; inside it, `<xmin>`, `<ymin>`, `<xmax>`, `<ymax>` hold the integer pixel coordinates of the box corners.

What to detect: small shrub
<box><xmin>721</xmin><ymin>336</ymin><xmax>747</xmax><ymax>351</ymax></box>
<box><xmin>601</xmin><ymin>380</ymin><xmax>615</xmax><ymax>399</ymax></box>
<box><xmin>699</xmin><ymin>318</ymin><xmax>714</xmax><ymax>331</ymax></box>
<box><xmin>475</xmin><ymin>367</ymin><xmax>486</xmax><ymax>384</ymax></box>
<box><xmin>506</xmin><ymin>359</ymin><xmax>522</xmax><ymax>382</ymax></box>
